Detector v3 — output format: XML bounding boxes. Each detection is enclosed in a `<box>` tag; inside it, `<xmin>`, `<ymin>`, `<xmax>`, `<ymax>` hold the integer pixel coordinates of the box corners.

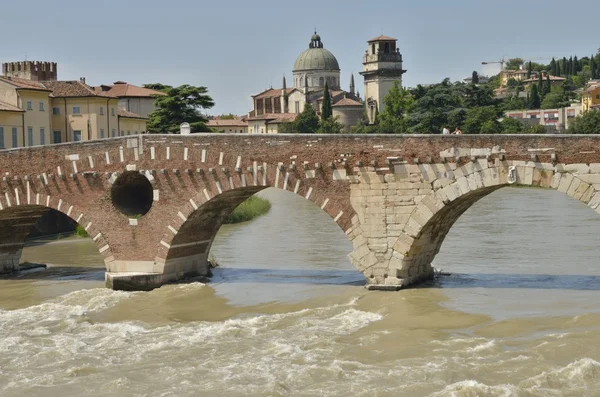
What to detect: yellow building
<box><xmin>0</xmin><ymin>62</ymin><xmax>148</xmax><ymax>146</ymax></box>
<box><xmin>582</xmin><ymin>83</ymin><xmax>600</xmax><ymax>112</ymax></box>
<box><xmin>117</xmin><ymin>110</ymin><xmax>148</xmax><ymax>136</ymax></box>
<box><xmin>0</xmin><ymin>76</ymin><xmax>52</xmax><ymax>147</ymax></box>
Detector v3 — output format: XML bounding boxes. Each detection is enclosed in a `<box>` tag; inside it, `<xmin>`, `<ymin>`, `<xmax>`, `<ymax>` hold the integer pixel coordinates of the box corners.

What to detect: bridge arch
<box><xmin>153</xmin><ymin>162</ymin><xmax>354</xmax><ymax>281</ymax></box>
<box><xmin>0</xmin><ymin>193</ymin><xmax>114</xmax><ymax>274</ymax></box>
<box><xmin>375</xmin><ymin>162</ymin><xmax>599</xmax><ymax>289</ymax></box>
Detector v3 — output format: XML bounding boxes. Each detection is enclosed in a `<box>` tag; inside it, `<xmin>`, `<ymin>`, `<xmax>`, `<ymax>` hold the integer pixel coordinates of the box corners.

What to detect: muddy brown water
<box><xmin>1</xmin><ymin>187</ymin><xmax>600</xmax><ymax>396</ymax></box>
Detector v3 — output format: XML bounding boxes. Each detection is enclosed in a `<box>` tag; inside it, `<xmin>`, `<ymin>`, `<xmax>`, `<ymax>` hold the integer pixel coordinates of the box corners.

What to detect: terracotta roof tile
<box><xmin>253</xmin><ymin>88</ymin><xmax>295</xmax><ymax>99</ymax></box>
<box><xmin>207</xmin><ymin>119</ymin><xmax>248</xmax><ymax>127</ymax></box>
<box><xmin>0</xmin><ymin>76</ymin><xmax>51</xmax><ymax>91</ymax></box>
<box><xmin>247</xmin><ymin>113</ymin><xmax>297</xmax><ymax>122</ymax></box>
<box><xmin>522</xmin><ymin>74</ymin><xmax>566</xmax><ymax>83</ymax></box>
<box><xmin>368</xmin><ymin>35</ymin><xmax>397</xmax><ymax>42</ymax></box>
<box><xmin>0</xmin><ymin>100</ymin><xmax>24</xmax><ymax>112</ymax></box>
<box><xmin>332</xmin><ymin>97</ymin><xmax>362</xmax><ymax>107</ymax></box>
<box><xmin>117</xmin><ymin>109</ymin><xmax>147</xmax><ymax>119</ymax></box>
<box><xmin>41</xmin><ymin>80</ymin><xmax>113</xmax><ymax>98</ymax></box>
<box><xmin>96</xmin><ymin>82</ymin><xmax>167</xmax><ymax>98</ymax></box>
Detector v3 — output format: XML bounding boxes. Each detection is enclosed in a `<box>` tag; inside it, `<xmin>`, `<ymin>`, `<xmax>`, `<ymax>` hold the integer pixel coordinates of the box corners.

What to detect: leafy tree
<box><xmin>321</xmin><ymin>82</ymin><xmax>332</xmax><ymax>120</ymax></box>
<box><xmin>529</xmin><ymin>85</ymin><xmax>541</xmax><ymax>109</ymax></box>
<box><xmin>501</xmin><ymin>117</ymin><xmax>526</xmax><ymax>134</ymax></box>
<box><xmin>463</xmin><ymin>106</ymin><xmax>500</xmax><ymax>134</ymax></box>
<box><xmin>505</xmin><ymin>58</ymin><xmax>524</xmax><ymax>70</ymax></box>
<box><xmin>569</xmin><ymin>111</ymin><xmax>600</xmax><ymax>134</ymax></box>
<box><xmin>145</xmin><ymin>84</ymin><xmax>215</xmax><ymax>133</ymax></box>
<box><xmin>472</xmin><ymin>71</ymin><xmax>480</xmax><ymax>84</ymax></box>
<box><xmin>527</xmin><ymin>124</ymin><xmax>548</xmax><ymax>134</ymax></box>
<box><xmin>317</xmin><ymin>116</ymin><xmax>344</xmax><ymax>134</ymax></box>
<box><xmin>541</xmin><ymin>87</ymin><xmax>570</xmax><ymax>109</ymax></box>
<box><xmin>377</xmin><ymin>81</ymin><xmax>413</xmax><ymax>133</ymax></box>
<box><xmin>502</xmin><ymin>95</ymin><xmax>527</xmax><ymax>111</ymax></box>
<box><xmin>294</xmin><ymin>104</ymin><xmax>319</xmax><ymax>133</ymax></box>
<box><xmin>447</xmin><ymin>108</ymin><xmax>467</xmax><ymax>130</ymax></box>
<box><xmin>218</xmin><ymin>113</ymin><xmax>236</xmax><ymax>120</ymax></box>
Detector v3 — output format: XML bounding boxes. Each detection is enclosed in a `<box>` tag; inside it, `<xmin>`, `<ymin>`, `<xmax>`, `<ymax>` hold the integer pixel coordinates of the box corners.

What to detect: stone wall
<box><xmin>1</xmin><ymin>134</ymin><xmax>600</xmax><ymax>290</ymax></box>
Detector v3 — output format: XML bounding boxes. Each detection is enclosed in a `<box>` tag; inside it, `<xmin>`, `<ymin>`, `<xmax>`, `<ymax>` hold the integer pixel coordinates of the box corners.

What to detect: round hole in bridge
<box><xmin>111</xmin><ymin>171</ymin><xmax>153</xmax><ymax>217</ymax></box>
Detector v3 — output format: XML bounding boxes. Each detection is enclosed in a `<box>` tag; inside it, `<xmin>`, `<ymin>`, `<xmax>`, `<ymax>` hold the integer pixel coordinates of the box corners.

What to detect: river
<box><xmin>1</xmin><ymin>187</ymin><xmax>600</xmax><ymax>396</ymax></box>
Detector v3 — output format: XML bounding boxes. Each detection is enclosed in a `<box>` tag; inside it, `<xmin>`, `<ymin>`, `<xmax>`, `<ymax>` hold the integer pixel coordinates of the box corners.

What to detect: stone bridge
<box><xmin>1</xmin><ymin>134</ymin><xmax>600</xmax><ymax>291</ymax></box>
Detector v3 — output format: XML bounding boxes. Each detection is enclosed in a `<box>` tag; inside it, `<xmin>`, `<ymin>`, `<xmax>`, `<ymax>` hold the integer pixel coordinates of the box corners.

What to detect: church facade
<box><xmin>247</xmin><ymin>32</ymin><xmax>405</xmax><ymax>133</ymax></box>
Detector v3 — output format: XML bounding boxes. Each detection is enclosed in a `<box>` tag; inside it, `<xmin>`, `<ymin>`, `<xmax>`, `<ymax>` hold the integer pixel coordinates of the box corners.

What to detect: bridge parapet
<box><xmin>1</xmin><ymin>134</ymin><xmax>600</xmax><ymax>290</ymax></box>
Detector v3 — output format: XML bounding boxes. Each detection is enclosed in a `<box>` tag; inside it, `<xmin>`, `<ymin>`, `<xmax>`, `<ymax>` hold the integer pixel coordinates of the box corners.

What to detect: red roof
<box><xmin>0</xmin><ymin>76</ymin><xmax>51</xmax><ymax>91</ymax></box>
<box><xmin>368</xmin><ymin>35</ymin><xmax>397</xmax><ymax>42</ymax></box>
<box><xmin>207</xmin><ymin>119</ymin><xmax>248</xmax><ymax>127</ymax></box>
<box><xmin>41</xmin><ymin>80</ymin><xmax>113</xmax><ymax>98</ymax></box>
<box><xmin>0</xmin><ymin>100</ymin><xmax>24</xmax><ymax>112</ymax></box>
<box><xmin>332</xmin><ymin>97</ymin><xmax>362</xmax><ymax>107</ymax></box>
<box><xmin>116</xmin><ymin>109</ymin><xmax>147</xmax><ymax>119</ymax></box>
<box><xmin>252</xmin><ymin>88</ymin><xmax>295</xmax><ymax>99</ymax></box>
<box><xmin>247</xmin><ymin>113</ymin><xmax>297</xmax><ymax>123</ymax></box>
<box><xmin>96</xmin><ymin>82</ymin><xmax>167</xmax><ymax>98</ymax></box>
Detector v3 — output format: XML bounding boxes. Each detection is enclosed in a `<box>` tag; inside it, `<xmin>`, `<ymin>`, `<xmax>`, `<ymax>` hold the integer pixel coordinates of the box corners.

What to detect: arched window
<box><xmin>300</xmin><ymin>76</ymin><xmax>304</xmax><ymax>87</ymax></box>
<box><xmin>319</xmin><ymin>77</ymin><xmax>324</xmax><ymax>87</ymax></box>
<box><xmin>372</xmin><ymin>44</ymin><xmax>375</xmax><ymax>55</ymax></box>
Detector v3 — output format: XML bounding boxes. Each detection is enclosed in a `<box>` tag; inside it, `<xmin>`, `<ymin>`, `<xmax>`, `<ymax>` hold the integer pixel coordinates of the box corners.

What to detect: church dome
<box><xmin>293</xmin><ymin>33</ymin><xmax>340</xmax><ymax>72</ymax></box>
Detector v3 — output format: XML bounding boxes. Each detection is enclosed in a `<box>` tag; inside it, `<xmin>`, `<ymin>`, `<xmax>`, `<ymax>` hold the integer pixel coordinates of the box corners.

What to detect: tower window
<box><xmin>372</xmin><ymin>44</ymin><xmax>375</xmax><ymax>55</ymax></box>
<box><xmin>384</xmin><ymin>43</ymin><xmax>390</xmax><ymax>53</ymax></box>
<box><xmin>319</xmin><ymin>77</ymin><xmax>324</xmax><ymax>87</ymax></box>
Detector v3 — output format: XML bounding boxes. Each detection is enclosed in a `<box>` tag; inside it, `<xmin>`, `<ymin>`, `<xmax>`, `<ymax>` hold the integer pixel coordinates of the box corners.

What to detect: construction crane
<box><xmin>481</xmin><ymin>56</ymin><xmax>556</xmax><ymax>88</ymax></box>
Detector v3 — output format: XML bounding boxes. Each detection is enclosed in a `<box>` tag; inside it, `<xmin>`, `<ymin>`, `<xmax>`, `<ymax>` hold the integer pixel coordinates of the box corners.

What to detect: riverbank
<box><xmin>224</xmin><ymin>195</ymin><xmax>271</xmax><ymax>224</ymax></box>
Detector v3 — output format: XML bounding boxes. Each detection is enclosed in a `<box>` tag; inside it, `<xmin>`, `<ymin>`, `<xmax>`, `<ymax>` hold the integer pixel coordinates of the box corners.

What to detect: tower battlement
<box><xmin>2</xmin><ymin>61</ymin><xmax>58</xmax><ymax>81</ymax></box>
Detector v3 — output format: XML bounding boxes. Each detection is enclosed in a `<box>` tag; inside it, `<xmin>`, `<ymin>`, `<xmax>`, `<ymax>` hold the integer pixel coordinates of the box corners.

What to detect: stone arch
<box><xmin>0</xmin><ymin>193</ymin><xmax>114</xmax><ymax>274</ymax></box>
<box><xmin>372</xmin><ymin>162</ymin><xmax>599</xmax><ymax>289</ymax></box>
<box><xmin>153</xmin><ymin>163</ymin><xmax>354</xmax><ymax>281</ymax></box>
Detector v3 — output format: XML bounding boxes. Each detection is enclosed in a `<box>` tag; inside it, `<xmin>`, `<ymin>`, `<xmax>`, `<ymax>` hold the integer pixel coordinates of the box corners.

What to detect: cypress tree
<box><xmin>550</xmin><ymin>58</ymin><xmax>557</xmax><ymax>76</ymax></box>
<box><xmin>556</xmin><ymin>61</ymin><xmax>561</xmax><ymax>77</ymax></box>
<box><xmin>538</xmin><ymin>73</ymin><xmax>544</xmax><ymax>95</ymax></box>
<box><xmin>574</xmin><ymin>56</ymin><xmax>580</xmax><ymax>73</ymax></box>
<box><xmin>569</xmin><ymin>56</ymin><xmax>574</xmax><ymax>76</ymax></box>
<box><xmin>321</xmin><ymin>82</ymin><xmax>332</xmax><ymax>120</ymax></box>
<box><xmin>530</xmin><ymin>84</ymin><xmax>541</xmax><ymax>109</ymax></box>
<box><xmin>527</xmin><ymin>61</ymin><xmax>533</xmax><ymax>78</ymax></box>
<box><xmin>592</xmin><ymin>56</ymin><xmax>597</xmax><ymax>79</ymax></box>
<box><xmin>545</xmin><ymin>74</ymin><xmax>552</xmax><ymax>96</ymax></box>
<box><xmin>562</xmin><ymin>57</ymin><xmax>568</xmax><ymax>76</ymax></box>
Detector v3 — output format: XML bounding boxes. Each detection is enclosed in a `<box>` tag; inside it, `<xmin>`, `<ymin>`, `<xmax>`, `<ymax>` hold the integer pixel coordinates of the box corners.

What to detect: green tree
<box><xmin>505</xmin><ymin>58</ymin><xmax>524</xmax><ymax>70</ymax></box>
<box><xmin>463</xmin><ymin>106</ymin><xmax>501</xmax><ymax>134</ymax></box>
<box><xmin>472</xmin><ymin>71</ymin><xmax>480</xmax><ymax>84</ymax></box>
<box><xmin>218</xmin><ymin>113</ymin><xmax>236</xmax><ymax>120</ymax></box>
<box><xmin>527</xmin><ymin>61</ymin><xmax>533</xmax><ymax>78</ymax></box>
<box><xmin>561</xmin><ymin>57</ymin><xmax>568</xmax><ymax>76</ymax></box>
<box><xmin>145</xmin><ymin>84</ymin><xmax>215</xmax><ymax>133</ymax></box>
<box><xmin>321</xmin><ymin>82</ymin><xmax>332</xmax><ymax>120</ymax></box>
<box><xmin>317</xmin><ymin>116</ymin><xmax>344</xmax><ymax>134</ymax></box>
<box><xmin>569</xmin><ymin>111</ymin><xmax>600</xmax><ymax>134</ymax></box>
<box><xmin>294</xmin><ymin>104</ymin><xmax>319</xmax><ymax>133</ymax></box>
<box><xmin>501</xmin><ymin>117</ymin><xmax>525</xmax><ymax>134</ymax></box>
<box><xmin>377</xmin><ymin>81</ymin><xmax>413</xmax><ymax>133</ymax></box>
<box><xmin>550</xmin><ymin>58</ymin><xmax>557</xmax><ymax>76</ymax></box>
<box><xmin>529</xmin><ymin>85</ymin><xmax>541</xmax><ymax>109</ymax></box>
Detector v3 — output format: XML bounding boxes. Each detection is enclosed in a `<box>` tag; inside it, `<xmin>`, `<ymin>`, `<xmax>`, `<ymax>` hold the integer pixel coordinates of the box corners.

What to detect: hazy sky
<box><xmin>1</xmin><ymin>0</ymin><xmax>599</xmax><ymax>115</ymax></box>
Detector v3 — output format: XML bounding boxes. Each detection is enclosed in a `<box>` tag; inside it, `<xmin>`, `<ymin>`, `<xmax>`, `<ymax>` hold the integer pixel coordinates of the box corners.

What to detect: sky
<box><xmin>1</xmin><ymin>0</ymin><xmax>599</xmax><ymax>116</ymax></box>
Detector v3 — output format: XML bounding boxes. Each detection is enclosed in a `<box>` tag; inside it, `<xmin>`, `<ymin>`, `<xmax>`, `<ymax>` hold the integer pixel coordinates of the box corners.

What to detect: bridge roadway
<box><xmin>0</xmin><ymin>134</ymin><xmax>599</xmax><ymax>291</ymax></box>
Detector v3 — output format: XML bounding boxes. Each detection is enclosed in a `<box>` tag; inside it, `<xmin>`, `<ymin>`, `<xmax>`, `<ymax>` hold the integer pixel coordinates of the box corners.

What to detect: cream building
<box><xmin>95</xmin><ymin>81</ymin><xmax>166</xmax><ymax>118</ymax></box>
<box><xmin>248</xmin><ymin>32</ymin><xmax>363</xmax><ymax>133</ymax></box>
<box><xmin>0</xmin><ymin>61</ymin><xmax>148</xmax><ymax>147</ymax></box>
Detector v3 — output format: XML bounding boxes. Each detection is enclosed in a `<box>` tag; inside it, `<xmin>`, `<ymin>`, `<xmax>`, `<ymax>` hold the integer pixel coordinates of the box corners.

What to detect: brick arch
<box><xmin>377</xmin><ymin>163</ymin><xmax>599</xmax><ymax>289</ymax></box>
<box><xmin>152</xmin><ymin>162</ymin><xmax>355</xmax><ymax>281</ymax></box>
<box><xmin>0</xmin><ymin>192</ymin><xmax>114</xmax><ymax>273</ymax></box>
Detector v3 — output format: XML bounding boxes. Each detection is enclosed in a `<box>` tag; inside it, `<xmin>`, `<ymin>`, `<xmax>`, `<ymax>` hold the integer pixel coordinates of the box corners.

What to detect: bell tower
<box><xmin>360</xmin><ymin>36</ymin><xmax>406</xmax><ymax>124</ymax></box>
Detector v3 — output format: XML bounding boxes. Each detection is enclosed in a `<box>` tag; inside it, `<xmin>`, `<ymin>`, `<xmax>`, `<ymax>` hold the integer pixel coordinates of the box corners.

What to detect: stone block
<box><xmin>456</xmin><ymin>177</ymin><xmax>471</xmax><ymax>195</ymax></box>
<box><xmin>392</xmin><ymin>234</ymin><xmax>415</xmax><ymax>255</ymax></box>
<box><xmin>550</xmin><ymin>172</ymin><xmax>562</xmax><ymax>189</ymax></box>
<box><xmin>384</xmin><ymin>174</ymin><xmax>396</xmax><ymax>183</ymax></box>
<box><xmin>557</xmin><ymin>173</ymin><xmax>574</xmax><ymax>193</ymax></box>
<box><xmin>564</xmin><ymin>163</ymin><xmax>590</xmax><ymax>174</ymax></box>
<box><xmin>411</xmin><ymin>206</ymin><xmax>434</xmax><ymax>227</ymax></box>
<box><xmin>589</xmin><ymin>164</ymin><xmax>600</xmax><ymax>174</ymax></box>
<box><xmin>566</xmin><ymin>177</ymin><xmax>581</xmax><ymax>198</ymax></box>
<box><xmin>576</xmin><ymin>174</ymin><xmax>600</xmax><ymax>185</ymax></box>
<box><xmin>587</xmin><ymin>192</ymin><xmax>600</xmax><ymax>210</ymax></box>
<box><xmin>573</xmin><ymin>181</ymin><xmax>591</xmax><ymax>201</ymax></box>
